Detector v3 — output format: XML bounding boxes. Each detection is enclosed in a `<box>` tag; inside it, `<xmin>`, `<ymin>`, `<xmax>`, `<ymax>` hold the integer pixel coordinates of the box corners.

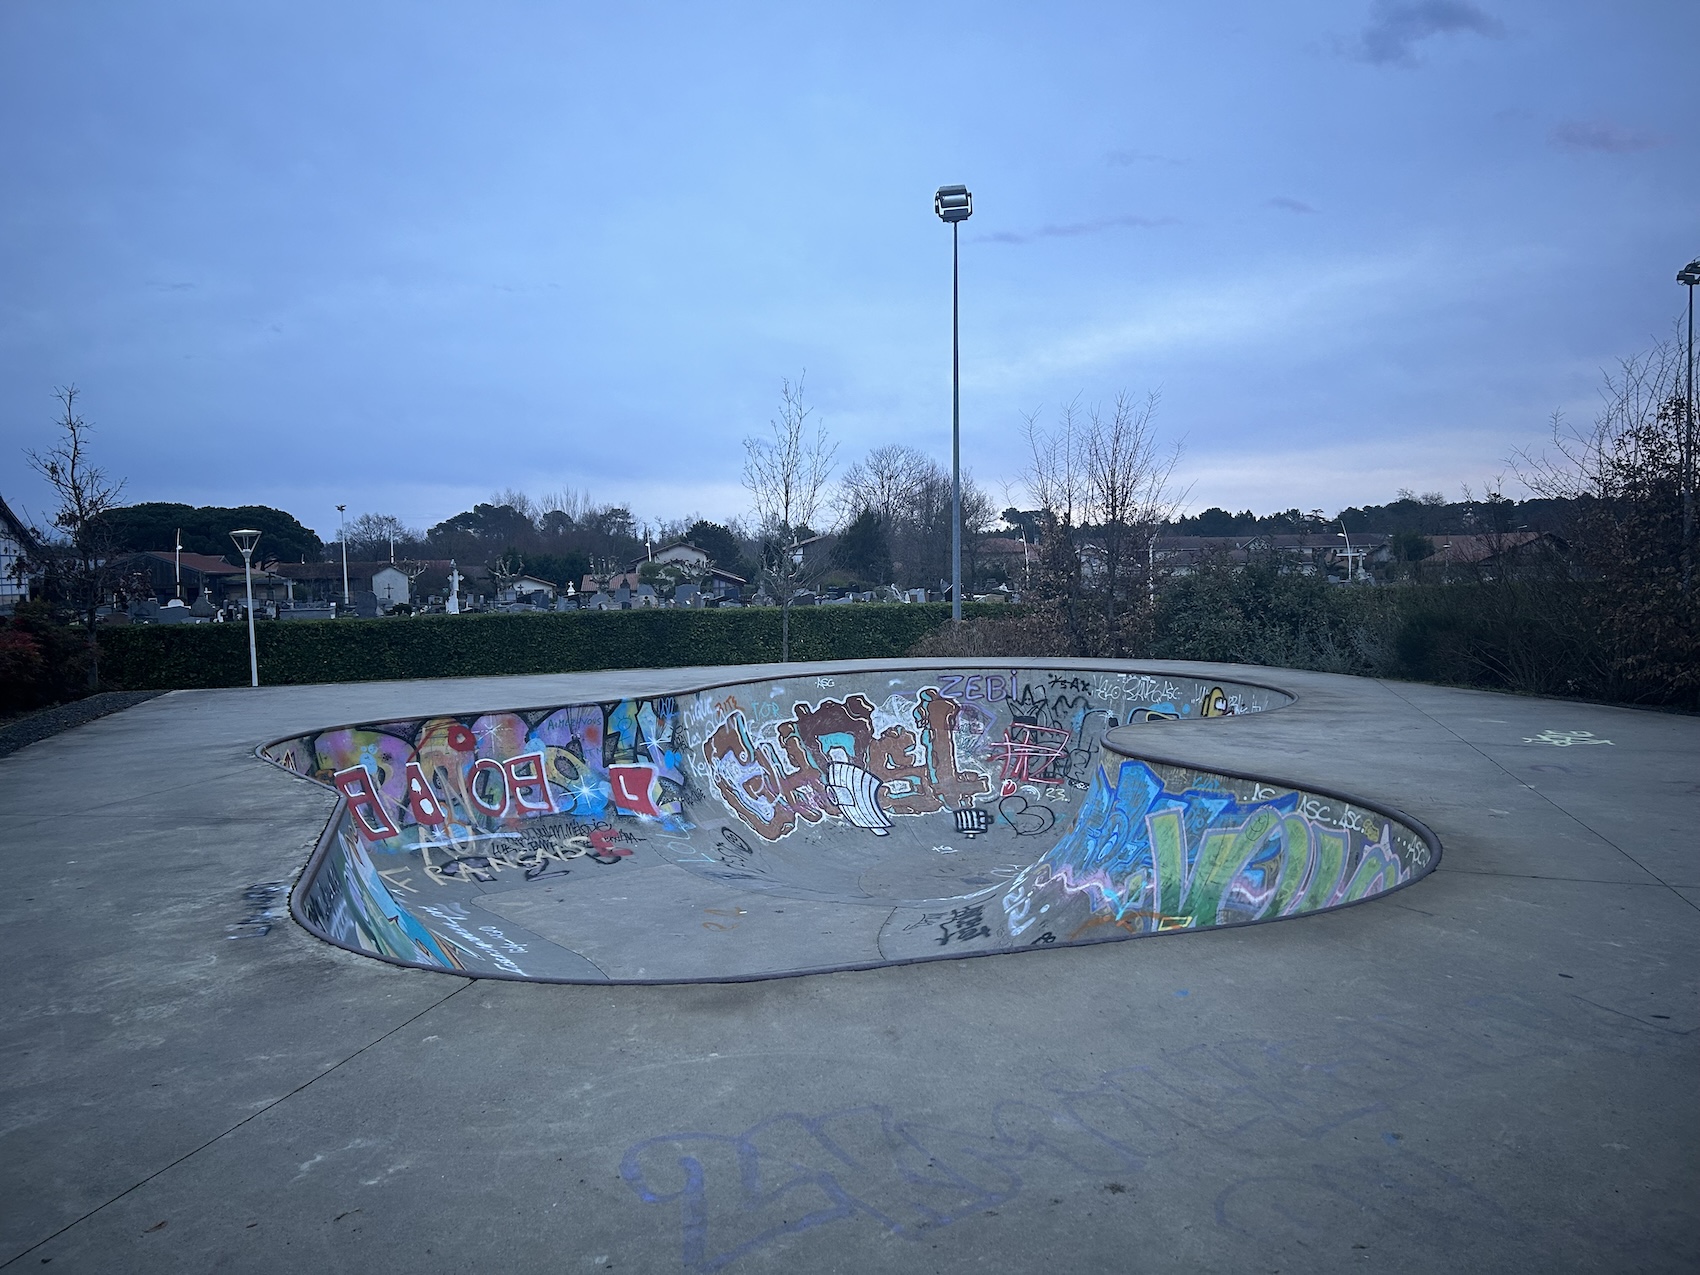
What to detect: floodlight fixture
<box><xmin>934</xmin><ymin>184</ymin><xmax>973</xmax><ymax>224</ymax></box>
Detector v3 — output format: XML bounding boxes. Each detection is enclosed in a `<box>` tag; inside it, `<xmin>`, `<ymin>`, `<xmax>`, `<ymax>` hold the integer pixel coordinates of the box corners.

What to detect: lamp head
<box><xmin>1679</xmin><ymin>259</ymin><xmax>1700</xmax><ymax>285</ymax></box>
<box><xmin>934</xmin><ymin>184</ymin><xmax>973</xmax><ymax>224</ymax></box>
<box><xmin>230</xmin><ymin>529</ymin><xmax>262</xmax><ymax>559</ymax></box>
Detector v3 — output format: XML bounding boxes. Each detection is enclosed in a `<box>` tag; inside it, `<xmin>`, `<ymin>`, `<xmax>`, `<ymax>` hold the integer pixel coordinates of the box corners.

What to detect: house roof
<box><xmin>273</xmin><ymin>560</ymin><xmax>451</xmax><ymax>580</ymax></box>
<box><xmin>1432</xmin><ymin>531</ymin><xmax>1554</xmax><ymax>565</ymax></box>
<box><xmin>1150</xmin><ymin>533</ymin><xmax>1391</xmax><ymax>552</ymax></box>
<box><xmin>136</xmin><ymin>550</ymin><xmax>245</xmax><ymax>575</ymax></box>
<box><xmin>0</xmin><ymin>494</ymin><xmax>46</xmax><ymax>555</ymax></box>
<box><xmin>628</xmin><ymin>540</ymin><xmax>712</xmax><ymax>570</ymax></box>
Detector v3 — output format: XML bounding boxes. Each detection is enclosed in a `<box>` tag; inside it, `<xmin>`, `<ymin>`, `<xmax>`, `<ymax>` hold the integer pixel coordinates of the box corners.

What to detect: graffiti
<box><xmin>1004</xmin><ymin>680</ymin><xmax>1122</xmax><ymax>789</ymax></box>
<box><xmin>937</xmin><ymin>904</ymin><xmax>992</xmax><ymax>945</ymax></box>
<box><xmin>1002</xmin><ymin>758</ymin><xmax>1415</xmax><ymax>939</ymax></box>
<box><xmin>936</xmin><ymin>672</ymin><xmax>1013</xmax><ymax>702</ymax></box>
<box><xmin>273</xmin><ymin>698</ymin><xmax>693</xmax><ymax>849</ymax></box>
<box><xmin>703</xmin><ymin>689</ymin><xmax>990</xmax><ymax>842</ymax></box>
<box><xmin>1522</xmin><ymin>729</ymin><xmax>1613</xmax><ymax>746</ymax></box>
<box><xmin>1199</xmin><ymin>686</ymin><xmax>1233</xmax><ymax>717</ymax></box>
<box><xmin>988</xmin><ymin>722</ymin><xmax>1072</xmax><ymax>793</ymax></box>
<box><xmin>823</xmin><ymin>757</ymin><xmax>892</xmax><ymax>835</ymax></box>
<box><xmin>620</xmin><ymin>1014</ymin><xmax>1521</xmax><ymax>1273</ymax></box>
<box><xmin>417</xmin><ymin>903</ymin><xmax>527</xmax><ymax>975</ymax></box>
<box><xmin>297</xmin><ymin>830</ymin><xmax>463</xmax><ymax>970</ymax></box>
<box><xmin>227</xmin><ymin>881</ymin><xmax>288</xmax><ymax>939</ymax></box>
<box><xmin>621</xmin><ymin>1105</ymin><xmax>1022</xmax><ymax>1272</ymax></box>
<box><xmin>996</xmin><ymin>793</ymin><xmax>1057</xmax><ymax>837</ymax></box>
<box><xmin>953</xmin><ymin>807</ymin><xmax>992</xmax><ymax>838</ymax></box>
<box><xmin>262</xmin><ymin>668</ymin><xmax>1430</xmax><ymax>983</ymax></box>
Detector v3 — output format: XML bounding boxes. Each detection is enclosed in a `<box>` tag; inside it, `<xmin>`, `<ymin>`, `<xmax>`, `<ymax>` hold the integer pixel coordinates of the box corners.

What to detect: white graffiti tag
<box><xmin>1523</xmin><ymin>730</ymin><xmax>1613</xmax><ymax>747</ymax></box>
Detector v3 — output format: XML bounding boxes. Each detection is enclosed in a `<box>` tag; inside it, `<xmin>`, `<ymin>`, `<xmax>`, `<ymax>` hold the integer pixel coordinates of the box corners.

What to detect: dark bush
<box><xmin>94</xmin><ymin>603</ymin><xmax>1004</xmax><ymax>691</ymax></box>
<box><xmin>0</xmin><ymin>601</ymin><xmax>94</xmax><ymax>713</ymax></box>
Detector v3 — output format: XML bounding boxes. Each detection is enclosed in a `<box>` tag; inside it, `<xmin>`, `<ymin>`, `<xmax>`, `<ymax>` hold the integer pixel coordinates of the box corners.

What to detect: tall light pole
<box><xmin>1337</xmin><ymin>521</ymin><xmax>1359</xmax><ymax>583</ymax></box>
<box><xmin>935</xmin><ymin>184</ymin><xmax>973</xmax><ymax>622</ymax></box>
<box><xmin>336</xmin><ymin>503</ymin><xmax>350</xmax><ymax>608</ymax></box>
<box><xmin>1678</xmin><ymin>257</ymin><xmax>1699</xmax><ymax>596</ymax></box>
<box><xmin>230</xmin><ymin>529</ymin><xmax>261</xmax><ymax>687</ymax></box>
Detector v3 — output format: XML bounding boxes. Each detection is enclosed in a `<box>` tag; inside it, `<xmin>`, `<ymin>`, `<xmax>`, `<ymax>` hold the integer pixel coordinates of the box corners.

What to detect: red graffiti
<box><xmin>989</xmin><ymin>723</ymin><xmax>1071</xmax><ymax>795</ymax></box>
<box><xmin>609</xmin><ymin>764</ymin><xmax>661</xmax><ymax>817</ymax></box>
<box><xmin>334</xmin><ymin>765</ymin><xmax>400</xmax><ymax>841</ymax></box>
<box><xmin>403</xmin><ymin>760</ymin><xmax>447</xmax><ymax>827</ymax></box>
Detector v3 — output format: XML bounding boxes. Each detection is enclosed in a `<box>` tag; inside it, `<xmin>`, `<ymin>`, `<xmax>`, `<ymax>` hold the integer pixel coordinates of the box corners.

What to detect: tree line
<box><xmin>9</xmin><ymin>331</ymin><xmax>1695</xmax><ymax>709</ymax></box>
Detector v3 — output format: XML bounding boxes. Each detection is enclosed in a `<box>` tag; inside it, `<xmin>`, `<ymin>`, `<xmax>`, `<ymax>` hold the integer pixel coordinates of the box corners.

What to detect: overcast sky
<box><xmin>1</xmin><ymin>0</ymin><xmax>1695</xmax><ymax>542</ymax></box>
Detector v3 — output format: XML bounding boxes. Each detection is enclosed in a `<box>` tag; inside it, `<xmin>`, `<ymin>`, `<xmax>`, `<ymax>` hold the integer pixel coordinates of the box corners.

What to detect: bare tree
<box><xmin>25</xmin><ymin>387</ymin><xmax>127</xmax><ymax>690</ymax></box>
<box><xmin>1086</xmin><ymin>391</ymin><xmax>1185</xmax><ymax>655</ymax></box>
<box><xmin>1019</xmin><ymin>398</ymin><xmax>1092</xmax><ymax>652</ymax></box>
<box><xmin>344</xmin><ymin>512</ymin><xmax>424</xmax><ymax>560</ymax></box>
<box><xmin>1515</xmin><ymin>338</ymin><xmax>1696</xmax><ymax>700</ymax></box>
<box><xmin>838</xmin><ymin>443</ymin><xmax>996</xmax><ymax>592</ymax></box>
<box><xmin>743</xmin><ymin>374</ymin><xmax>837</xmax><ymax>660</ymax></box>
<box><xmin>1020</xmin><ymin>390</ymin><xmax>1185</xmax><ymax>656</ymax></box>
<box><xmin>838</xmin><ymin>444</ymin><xmax>936</xmax><ymax>527</ymax></box>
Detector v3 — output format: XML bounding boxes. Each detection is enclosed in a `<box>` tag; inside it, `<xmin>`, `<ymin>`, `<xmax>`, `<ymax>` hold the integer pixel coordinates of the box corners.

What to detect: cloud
<box><xmin>1549</xmin><ymin>119</ymin><xmax>1666</xmax><ymax>154</ymax></box>
<box><xmin>984</xmin><ymin>215</ymin><xmax>1177</xmax><ymax>246</ymax></box>
<box><xmin>1349</xmin><ymin>0</ymin><xmax>1504</xmax><ymax>66</ymax></box>
<box><xmin>1267</xmin><ymin>197</ymin><xmax>1319</xmax><ymax>214</ymax></box>
<box><xmin>975</xmin><ymin>248</ymin><xmax>1430</xmax><ymax>393</ymax></box>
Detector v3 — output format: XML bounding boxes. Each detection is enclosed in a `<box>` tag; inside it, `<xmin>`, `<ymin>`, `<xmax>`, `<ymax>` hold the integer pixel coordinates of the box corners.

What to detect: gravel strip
<box><xmin>0</xmin><ymin>691</ymin><xmax>166</xmax><ymax>760</ymax></box>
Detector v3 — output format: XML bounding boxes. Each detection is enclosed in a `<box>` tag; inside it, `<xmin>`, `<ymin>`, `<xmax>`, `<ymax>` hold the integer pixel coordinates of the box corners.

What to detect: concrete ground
<box><xmin>0</xmin><ymin>659</ymin><xmax>1694</xmax><ymax>1273</ymax></box>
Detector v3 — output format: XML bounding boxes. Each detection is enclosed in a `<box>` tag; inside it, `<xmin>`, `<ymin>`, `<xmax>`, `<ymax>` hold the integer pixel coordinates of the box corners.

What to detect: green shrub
<box><xmin>95</xmin><ymin>603</ymin><xmax>1003</xmax><ymax>691</ymax></box>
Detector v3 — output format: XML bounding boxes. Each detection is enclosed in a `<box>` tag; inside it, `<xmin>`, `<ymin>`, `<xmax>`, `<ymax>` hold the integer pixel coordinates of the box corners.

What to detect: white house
<box><xmin>497</xmin><ymin>574</ymin><xmax>559</xmax><ymax>605</ymax></box>
<box><xmin>0</xmin><ymin>496</ymin><xmax>43</xmax><ymax>608</ymax></box>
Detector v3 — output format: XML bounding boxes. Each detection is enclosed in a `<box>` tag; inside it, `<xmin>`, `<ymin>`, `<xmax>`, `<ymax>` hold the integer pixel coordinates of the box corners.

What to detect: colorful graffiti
<box><xmin>272</xmin><ymin>696</ymin><xmax>694</xmax><ymax>845</ymax></box>
<box><xmin>703</xmin><ymin>688</ymin><xmax>990</xmax><ymax>841</ymax></box>
<box><xmin>695</xmin><ymin>673</ymin><xmax>1271</xmax><ymax>845</ymax></box>
<box><xmin>993</xmin><ymin>758</ymin><xmax>1422</xmax><ymax>945</ymax></box>
<box><xmin>260</xmin><ymin>666</ymin><xmax>1435</xmax><ymax>983</ymax></box>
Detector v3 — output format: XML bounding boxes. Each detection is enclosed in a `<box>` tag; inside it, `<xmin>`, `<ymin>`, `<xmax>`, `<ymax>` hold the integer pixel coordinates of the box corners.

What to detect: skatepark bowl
<box><xmin>260</xmin><ymin>665</ymin><xmax>1439</xmax><ymax>982</ymax></box>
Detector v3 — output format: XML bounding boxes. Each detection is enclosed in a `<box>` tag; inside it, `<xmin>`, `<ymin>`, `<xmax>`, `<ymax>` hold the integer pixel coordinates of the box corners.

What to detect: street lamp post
<box><xmin>935</xmin><ymin>184</ymin><xmax>973</xmax><ymax>622</ymax></box>
<box><xmin>230</xmin><ymin>529</ymin><xmax>262</xmax><ymax>687</ymax></box>
<box><xmin>336</xmin><ymin>503</ymin><xmax>351</xmax><ymax>609</ymax></box>
<box><xmin>1678</xmin><ymin>257</ymin><xmax>1700</xmax><ymax>596</ymax></box>
<box><xmin>1337</xmin><ymin>521</ymin><xmax>1359</xmax><ymax>584</ymax></box>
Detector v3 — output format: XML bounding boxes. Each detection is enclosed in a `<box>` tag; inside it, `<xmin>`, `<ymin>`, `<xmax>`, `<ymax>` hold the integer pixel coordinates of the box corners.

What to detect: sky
<box><xmin>1</xmin><ymin>0</ymin><xmax>1695</xmax><ymax>543</ymax></box>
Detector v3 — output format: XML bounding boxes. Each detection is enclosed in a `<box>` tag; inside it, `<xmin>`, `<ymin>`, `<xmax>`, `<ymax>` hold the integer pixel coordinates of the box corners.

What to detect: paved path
<box><xmin>0</xmin><ymin>660</ymin><xmax>1693</xmax><ymax>1272</ymax></box>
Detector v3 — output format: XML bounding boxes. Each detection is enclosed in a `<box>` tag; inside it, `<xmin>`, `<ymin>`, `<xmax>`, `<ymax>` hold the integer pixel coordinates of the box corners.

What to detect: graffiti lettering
<box><xmin>937</xmin><ymin>905</ymin><xmax>992</xmax><ymax>946</ymax></box>
<box><xmin>226</xmin><ymin>881</ymin><xmax>288</xmax><ymax>939</ymax></box>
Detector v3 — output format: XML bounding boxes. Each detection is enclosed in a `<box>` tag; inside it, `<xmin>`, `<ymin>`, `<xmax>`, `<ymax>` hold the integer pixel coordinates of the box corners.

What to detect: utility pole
<box><xmin>1678</xmin><ymin>258</ymin><xmax>1699</xmax><ymax>595</ymax></box>
<box><xmin>336</xmin><ymin>503</ymin><xmax>350</xmax><ymax>608</ymax></box>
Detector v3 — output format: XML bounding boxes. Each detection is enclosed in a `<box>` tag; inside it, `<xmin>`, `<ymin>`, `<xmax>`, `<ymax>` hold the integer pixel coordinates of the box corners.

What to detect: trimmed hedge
<box><xmin>96</xmin><ymin>603</ymin><xmax>1007</xmax><ymax>691</ymax></box>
